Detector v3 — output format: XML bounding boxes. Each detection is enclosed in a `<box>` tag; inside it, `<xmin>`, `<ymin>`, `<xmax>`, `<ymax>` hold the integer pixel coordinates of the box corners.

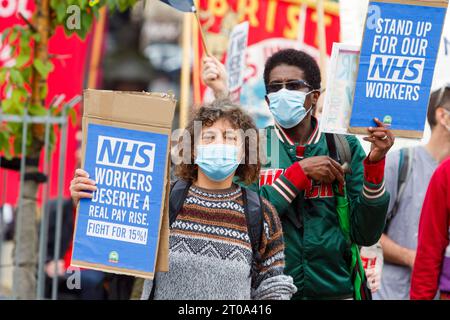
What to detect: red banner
<box><xmin>0</xmin><ymin>0</ymin><xmax>94</xmax><ymax>205</ymax></box>
<box><xmin>193</xmin><ymin>0</ymin><xmax>340</xmax><ymax>128</ymax></box>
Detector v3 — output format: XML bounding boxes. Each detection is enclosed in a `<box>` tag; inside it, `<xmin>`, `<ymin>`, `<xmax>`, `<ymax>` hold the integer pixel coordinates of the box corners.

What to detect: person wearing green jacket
<box><xmin>202</xmin><ymin>48</ymin><xmax>395</xmax><ymax>300</ymax></box>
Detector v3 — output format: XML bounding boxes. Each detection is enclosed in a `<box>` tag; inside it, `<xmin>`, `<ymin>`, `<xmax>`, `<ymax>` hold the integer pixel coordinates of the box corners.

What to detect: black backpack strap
<box><xmin>149</xmin><ymin>179</ymin><xmax>191</xmax><ymax>300</ymax></box>
<box><xmin>169</xmin><ymin>179</ymin><xmax>192</xmax><ymax>226</ymax></box>
<box><xmin>241</xmin><ymin>187</ymin><xmax>264</xmax><ymax>277</ymax></box>
<box><xmin>325</xmin><ymin>133</ymin><xmax>339</xmax><ymax>163</ymax></box>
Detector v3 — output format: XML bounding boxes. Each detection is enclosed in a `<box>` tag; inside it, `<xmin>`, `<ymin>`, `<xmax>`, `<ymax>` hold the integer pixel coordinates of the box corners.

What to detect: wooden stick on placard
<box><xmin>372</xmin><ymin>0</ymin><xmax>448</xmax><ymax>8</ymax></box>
<box><xmin>317</xmin><ymin>0</ymin><xmax>328</xmax><ymax>88</ymax></box>
<box><xmin>179</xmin><ymin>14</ymin><xmax>192</xmax><ymax>130</ymax></box>
<box><xmin>193</xmin><ymin>9</ymin><xmax>211</xmax><ymax>57</ymax></box>
<box><xmin>88</xmin><ymin>7</ymin><xmax>107</xmax><ymax>89</ymax></box>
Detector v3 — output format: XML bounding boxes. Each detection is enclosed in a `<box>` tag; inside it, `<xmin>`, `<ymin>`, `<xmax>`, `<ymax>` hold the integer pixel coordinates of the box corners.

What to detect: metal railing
<box><xmin>0</xmin><ymin>95</ymin><xmax>80</xmax><ymax>300</ymax></box>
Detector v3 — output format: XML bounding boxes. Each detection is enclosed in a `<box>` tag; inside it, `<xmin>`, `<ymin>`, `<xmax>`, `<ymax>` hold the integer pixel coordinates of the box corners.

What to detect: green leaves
<box><xmin>0</xmin><ymin>0</ymin><xmax>140</xmax><ymax>158</ymax></box>
<box><xmin>56</xmin><ymin>2</ymin><xmax>68</xmax><ymax>23</ymax></box>
<box><xmin>9</xmin><ymin>69</ymin><xmax>24</xmax><ymax>85</ymax></box>
<box><xmin>33</xmin><ymin>59</ymin><xmax>54</xmax><ymax>78</ymax></box>
<box><xmin>29</xmin><ymin>104</ymin><xmax>48</xmax><ymax>116</ymax></box>
<box><xmin>0</xmin><ymin>127</ymin><xmax>12</xmax><ymax>160</ymax></box>
<box><xmin>67</xmin><ymin>107</ymin><xmax>78</xmax><ymax>126</ymax></box>
<box><xmin>48</xmin><ymin>0</ymin><xmax>139</xmax><ymax>39</ymax></box>
<box><xmin>0</xmin><ymin>70</ymin><xmax>6</xmax><ymax>85</ymax></box>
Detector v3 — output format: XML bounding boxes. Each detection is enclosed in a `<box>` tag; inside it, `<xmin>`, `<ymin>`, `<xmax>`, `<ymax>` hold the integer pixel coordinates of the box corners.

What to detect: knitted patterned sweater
<box><xmin>141</xmin><ymin>184</ymin><xmax>297</xmax><ymax>300</ymax></box>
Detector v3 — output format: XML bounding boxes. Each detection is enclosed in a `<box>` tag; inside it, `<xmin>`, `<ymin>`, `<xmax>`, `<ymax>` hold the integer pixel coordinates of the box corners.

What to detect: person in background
<box><xmin>375</xmin><ymin>85</ymin><xmax>450</xmax><ymax>300</ymax></box>
<box><xmin>411</xmin><ymin>157</ymin><xmax>450</xmax><ymax>300</ymax></box>
<box><xmin>71</xmin><ymin>100</ymin><xmax>297</xmax><ymax>300</ymax></box>
<box><xmin>203</xmin><ymin>49</ymin><xmax>394</xmax><ymax>300</ymax></box>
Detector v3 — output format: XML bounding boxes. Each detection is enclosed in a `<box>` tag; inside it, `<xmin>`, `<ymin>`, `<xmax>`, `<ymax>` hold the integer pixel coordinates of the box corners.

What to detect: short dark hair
<box><xmin>427</xmin><ymin>86</ymin><xmax>450</xmax><ymax>128</ymax></box>
<box><xmin>263</xmin><ymin>49</ymin><xmax>321</xmax><ymax>90</ymax></box>
<box><xmin>175</xmin><ymin>99</ymin><xmax>261</xmax><ymax>185</ymax></box>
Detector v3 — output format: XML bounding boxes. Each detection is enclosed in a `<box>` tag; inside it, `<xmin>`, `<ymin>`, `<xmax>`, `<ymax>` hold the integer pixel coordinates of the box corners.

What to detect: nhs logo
<box><xmin>368</xmin><ymin>55</ymin><xmax>425</xmax><ymax>84</ymax></box>
<box><xmin>96</xmin><ymin>136</ymin><xmax>156</xmax><ymax>172</ymax></box>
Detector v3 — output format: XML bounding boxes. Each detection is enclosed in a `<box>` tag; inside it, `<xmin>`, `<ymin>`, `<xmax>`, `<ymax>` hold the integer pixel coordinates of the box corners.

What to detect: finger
<box><xmin>211</xmin><ymin>55</ymin><xmax>222</xmax><ymax>66</ymax></box>
<box><xmin>74</xmin><ymin>177</ymin><xmax>96</xmax><ymax>185</ymax></box>
<box><xmin>75</xmin><ymin>169</ymin><xmax>89</xmax><ymax>178</ymax></box>
<box><xmin>371</xmin><ymin>131</ymin><xmax>390</xmax><ymax>139</ymax></box>
<box><xmin>204</xmin><ymin>72</ymin><xmax>219</xmax><ymax>81</ymax></box>
<box><xmin>329</xmin><ymin>158</ymin><xmax>344</xmax><ymax>175</ymax></box>
<box><xmin>322</xmin><ymin>169</ymin><xmax>336</xmax><ymax>184</ymax></box>
<box><xmin>363</xmin><ymin>137</ymin><xmax>377</xmax><ymax>143</ymax></box>
<box><xmin>203</xmin><ymin>62</ymin><xmax>218</xmax><ymax>71</ymax></box>
<box><xmin>73</xmin><ymin>183</ymin><xmax>97</xmax><ymax>192</ymax></box>
<box><xmin>367</xmin><ymin>126</ymin><xmax>388</xmax><ymax>133</ymax></box>
<box><xmin>369</xmin><ymin>134</ymin><xmax>392</xmax><ymax>148</ymax></box>
<box><xmin>76</xmin><ymin>191</ymin><xmax>93</xmax><ymax>199</ymax></box>
<box><xmin>373</xmin><ymin>117</ymin><xmax>387</xmax><ymax>128</ymax></box>
<box><xmin>202</xmin><ymin>67</ymin><xmax>219</xmax><ymax>78</ymax></box>
<box><xmin>202</xmin><ymin>66</ymin><xmax>219</xmax><ymax>76</ymax></box>
<box><xmin>386</xmin><ymin>130</ymin><xmax>395</xmax><ymax>142</ymax></box>
<box><xmin>202</xmin><ymin>56</ymin><xmax>214</xmax><ymax>64</ymax></box>
<box><xmin>365</xmin><ymin>268</ymin><xmax>375</xmax><ymax>276</ymax></box>
<box><xmin>329</xmin><ymin>162</ymin><xmax>345</xmax><ymax>185</ymax></box>
<box><xmin>328</xmin><ymin>158</ymin><xmax>345</xmax><ymax>183</ymax></box>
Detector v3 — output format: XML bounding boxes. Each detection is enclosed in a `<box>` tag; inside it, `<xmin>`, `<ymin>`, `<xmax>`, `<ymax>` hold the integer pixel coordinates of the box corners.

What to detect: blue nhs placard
<box><xmin>72</xmin><ymin>123</ymin><xmax>169</xmax><ymax>277</ymax></box>
<box><xmin>350</xmin><ymin>1</ymin><xmax>447</xmax><ymax>138</ymax></box>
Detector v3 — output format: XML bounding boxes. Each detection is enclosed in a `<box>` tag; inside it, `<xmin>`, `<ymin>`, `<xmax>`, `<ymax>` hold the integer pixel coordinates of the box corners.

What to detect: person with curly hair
<box><xmin>70</xmin><ymin>99</ymin><xmax>296</xmax><ymax>300</ymax></box>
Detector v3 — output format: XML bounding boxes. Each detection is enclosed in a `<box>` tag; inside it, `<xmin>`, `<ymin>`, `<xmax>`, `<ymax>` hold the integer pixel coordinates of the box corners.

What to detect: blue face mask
<box><xmin>267</xmin><ymin>88</ymin><xmax>313</xmax><ymax>129</ymax></box>
<box><xmin>195</xmin><ymin>144</ymin><xmax>241</xmax><ymax>182</ymax></box>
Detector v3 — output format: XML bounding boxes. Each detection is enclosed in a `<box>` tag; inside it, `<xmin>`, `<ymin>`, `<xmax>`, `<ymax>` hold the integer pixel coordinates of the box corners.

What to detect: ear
<box><xmin>436</xmin><ymin>107</ymin><xmax>447</xmax><ymax>126</ymax></box>
<box><xmin>311</xmin><ymin>91</ymin><xmax>321</xmax><ymax>107</ymax></box>
<box><xmin>306</xmin><ymin>90</ymin><xmax>321</xmax><ymax>109</ymax></box>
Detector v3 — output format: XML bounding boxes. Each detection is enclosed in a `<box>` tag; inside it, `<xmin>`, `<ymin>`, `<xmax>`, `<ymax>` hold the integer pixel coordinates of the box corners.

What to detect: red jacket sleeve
<box><xmin>410</xmin><ymin>161</ymin><xmax>450</xmax><ymax>300</ymax></box>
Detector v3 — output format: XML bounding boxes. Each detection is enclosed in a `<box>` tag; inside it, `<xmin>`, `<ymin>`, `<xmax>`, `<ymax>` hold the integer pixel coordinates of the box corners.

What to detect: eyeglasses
<box><xmin>266</xmin><ymin>80</ymin><xmax>313</xmax><ymax>94</ymax></box>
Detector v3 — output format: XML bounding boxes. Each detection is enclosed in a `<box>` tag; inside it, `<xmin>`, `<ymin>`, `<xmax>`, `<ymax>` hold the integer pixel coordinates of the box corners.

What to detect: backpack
<box><xmin>325</xmin><ymin>133</ymin><xmax>353</xmax><ymax>172</ymax></box>
<box><xmin>385</xmin><ymin>147</ymin><xmax>414</xmax><ymax>232</ymax></box>
<box><xmin>148</xmin><ymin>179</ymin><xmax>264</xmax><ymax>299</ymax></box>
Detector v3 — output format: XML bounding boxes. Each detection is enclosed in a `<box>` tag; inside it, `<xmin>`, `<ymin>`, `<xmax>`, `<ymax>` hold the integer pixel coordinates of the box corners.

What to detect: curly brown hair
<box><xmin>175</xmin><ymin>99</ymin><xmax>261</xmax><ymax>185</ymax></box>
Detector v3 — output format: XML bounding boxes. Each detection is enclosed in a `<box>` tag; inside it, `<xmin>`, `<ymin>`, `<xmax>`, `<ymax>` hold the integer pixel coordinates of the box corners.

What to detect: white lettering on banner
<box><xmin>96</xmin><ymin>136</ymin><xmax>156</xmax><ymax>173</ymax></box>
<box><xmin>365</xmin><ymin>82</ymin><xmax>420</xmax><ymax>101</ymax></box>
<box><xmin>86</xmin><ymin>219</ymin><xmax>148</xmax><ymax>245</ymax></box>
<box><xmin>94</xmin><ymin>167</ymin><xmax>152</xmax><ymax>192</ymax></box>
<box><xmin>0</xmin><ymin>0</ymin><xmax>32</xmax><ymax>18</ymax></box>
<box><xmin>368</xmin><ymin>54</ymin><xmax>424</xmax><ymax>84</ymax></box>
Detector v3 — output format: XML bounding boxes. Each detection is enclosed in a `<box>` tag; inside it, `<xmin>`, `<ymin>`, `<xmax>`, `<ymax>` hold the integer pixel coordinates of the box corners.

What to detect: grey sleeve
<box><xmin>140</xmin><ymin>279</ymin><xmax>154</xmax><ymax>300</ymax></box>
<box><xmin>251</xmin><ymin>275</ymin><xmax>297</xmax><ymax>300</ymax></box>
<box><xmin>384</xmin><ymin>149</ymin><xmax>401</xmax><ymax>220</ymax></box>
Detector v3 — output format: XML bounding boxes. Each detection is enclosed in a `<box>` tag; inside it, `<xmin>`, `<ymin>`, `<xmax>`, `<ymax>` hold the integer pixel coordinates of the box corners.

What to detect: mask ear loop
<box><xmin>304</xmin><ymin>88</ymin><xmax>321</xmax><ymax>114</ymax></box>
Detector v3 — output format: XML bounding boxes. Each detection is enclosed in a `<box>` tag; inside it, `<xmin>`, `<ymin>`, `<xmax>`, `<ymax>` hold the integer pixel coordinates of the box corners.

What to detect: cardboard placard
<box><xmin>320</xmin><ymin>43</ymin><xmax>360</xmax><ymax>135</ymax></box>
<box><xmin>71</xmin><ymin>89</ymin><xmax>176</xmax><ymax>279</ymax></box>
<box><xmin>349</xmin><ymin>0</ymin><xmax>448</xmax><ymax>138</ymax></box>
<box><xmin>226</xmin><ymin>21</ymin><xmax>249</xmax><ymax>103</ymax></box>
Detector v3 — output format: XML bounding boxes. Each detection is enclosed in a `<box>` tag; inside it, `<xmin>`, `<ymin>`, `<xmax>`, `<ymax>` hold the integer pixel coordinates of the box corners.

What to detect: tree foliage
<box><xmin>0</xmin><ymin>0</ymin><xmax>139</xmax><ymax>159</ymax></box>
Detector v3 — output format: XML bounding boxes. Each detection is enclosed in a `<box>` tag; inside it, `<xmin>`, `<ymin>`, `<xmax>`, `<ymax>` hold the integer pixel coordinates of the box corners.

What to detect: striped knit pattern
<box><xmin>173</xmin><ymin>185</ymin><xmax>286</xmax><ymax>289</ymax></box>
<box><xmin>141</xmin><ymin>184</ymin><xmax>297</xmax><ymax>300</ymax></box>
